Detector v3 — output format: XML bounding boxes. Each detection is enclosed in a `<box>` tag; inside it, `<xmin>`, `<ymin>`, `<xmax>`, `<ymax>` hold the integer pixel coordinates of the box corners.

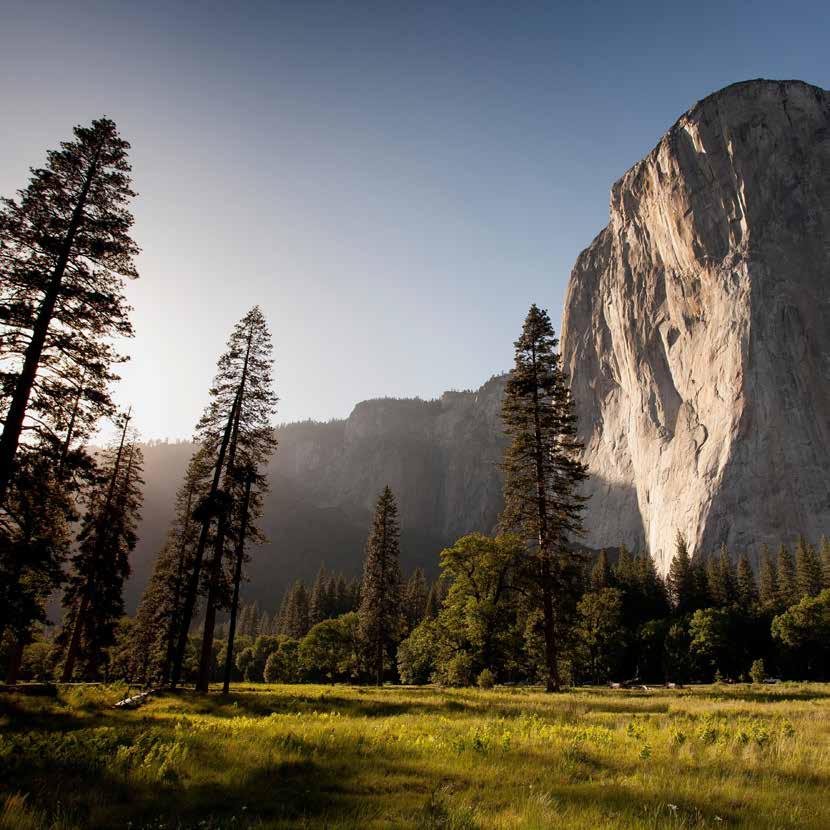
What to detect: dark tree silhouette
<box><xmin>0</xmin><ymin>118</ymin><xmax>138</xmax><ymax>506</ymax></box>
<box><xmin>171</xmin><ymin>307</ymin><xmax>277</xmax><ymax>690</ymax></box>
<box><xmin>358</xmin><ymin>486</ymin><xmax>403</xmax><ymax>686</ymax></box>
<box><xmin>499</xmin><ymin>304</ymin><xmax>588</xmax><ymax>692</ymax></box>
<box><xmin>58</xmin><ymin>413</ymin><xmax>144</xmax><ymax>680</ymax></box>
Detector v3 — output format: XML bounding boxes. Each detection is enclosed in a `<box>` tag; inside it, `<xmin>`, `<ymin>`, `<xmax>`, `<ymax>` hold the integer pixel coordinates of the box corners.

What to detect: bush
<box><xmin>476</xmin><ymin>668</ymin><xmax>495</xmax><ymax>689</ymax></box>
<box><xmin>750</xmin><ymin>658</ymin><xmax>766</xmax><ymax>684</ymax></box>
<box><xmin>299</xmin><ymin>614</ymin><xmax>361</xmax><ymax>683</ymax></box>
<box><xmin>441</xmin><ymin>653</ymin><xmax>473</xmax><ymax>687</ymax></box>
<box><xmin>264</xmin><ymin>640</ymin><xmax>300</xmax><ymax>683</ymax></box>
<box><xmin>397</xmin><ymin>621</ymin><xmax>440</xmax><ymax>685</ymax></box>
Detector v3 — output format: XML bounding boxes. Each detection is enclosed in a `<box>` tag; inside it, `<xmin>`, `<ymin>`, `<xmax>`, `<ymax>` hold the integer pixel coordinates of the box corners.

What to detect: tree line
<box><xmin>3</xmin><ymin>118</ymin><xmax>828</xmax><ymax>692</ymax></box>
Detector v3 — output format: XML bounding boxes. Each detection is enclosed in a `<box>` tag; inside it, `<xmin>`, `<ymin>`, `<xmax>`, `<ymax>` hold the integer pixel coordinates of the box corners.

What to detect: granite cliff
<box><xmin>561</xmin><ymin>79</ymin><xmax>830</xmax><ymax>572</ymax></box>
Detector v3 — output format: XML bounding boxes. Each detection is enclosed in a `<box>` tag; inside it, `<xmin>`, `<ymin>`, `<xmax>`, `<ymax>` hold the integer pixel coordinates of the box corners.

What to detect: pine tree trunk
<box><xmin>0</xmin><ymin>151</ymin><xmax>100</xmax><ymax>505</ymax></box>
<box><xmin>60</xmin><ymin>596</ymin><xmax>89</xmax><ymax>682</ymax></box>
<box><xmin>196</xmin><ymin>517</ymin><xmax>226</xmax><ymax>693</ymax></box>
<box><xmin>541</xmin><ymin>556</ymin><xmax>560</xmax><ymax>692</ymax></box>
<box><xmin>57</xmin><ymin>372</ymin><xmax>86</xmax><ymax>480</ymax></box>
<box><xmin>173</xmin><ymin>324</ymin><xmax>252</xmax><ymax>690</ymax></box>
<box><xmin>171</xmin><ymin>388</ymin><xmax>241</xmax><ymax>689</ymax></box>
<box><xmin>223</xmin><ymin>475</ymin><xmax>253</xmax><ymax>695</ymax></box>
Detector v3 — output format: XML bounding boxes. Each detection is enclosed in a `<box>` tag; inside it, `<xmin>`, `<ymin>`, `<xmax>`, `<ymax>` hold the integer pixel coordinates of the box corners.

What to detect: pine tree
<box><xmin>274</xmin><ymin>590</ymin><xmax>290</xmax><ymax>635</ymax></box>
<box><xmin>499</xmin><ymin>305</ymin><xmax>588</xmax><ymax>692</ymax></box>
<box><xmin>222</xmin><ymin>463</ymin><xmax>263</xmax><ymax>694</ymax></box>
<box><xmin>613</xmin><ymin>545</ymin><xmax>635</xmax><ymax>587</ymax></box>
<box><xmin>358</xmin><ymin>486</ymin><xmax>403</xmax><ymax>686</ymax></box>
<box><xmin>129</xmin><ymin>449</ymin><xmax>210</xmax><ymax>684</ymax></box>
<box><xmin>309</xmin><ymin>564</ymin><xmax>331</xmax><ymax>626</ymax></box>
<box><xmin>0</xmin><ymin>450</ymin><xmax>73</xmax><ymax>680</ymax></box>
<box><xmin>795</xmin><ymin>536</ymin><xmax>823</xmax><ymax>598</ymax></box>
<box><xmin>333</xmin><ymin>574</ymin><xmax>349</xmax><ymax>616</ymax></box>
<box><xmin>589</xmin><ymin>550</ymin><xmax>613</xmax><ymax>592</ymax></box>
<box><xmin>169</xmin><ymin>307</ymin><xmax>277</xmax><ymax>691</ymax></box>
<box><xmin>758</xmin><ymin>546</ymin><xmax>778</xmax><ymax>612</ymax></box>
<box><xmin>402</xmin><ymin>568</ymin><xmax>429</xmax><ymax>631</ymax></box>
<box><xmin>667</xmin><ymin>532</ymin><xmax>695</xmax><ymax>613</ymax></box>
<box><xmin>706</xmin><ymin>545</ymin><xmax>737</xmax><ymax>607</ymax></box>
<box><xmin>736</xmin><ymin>554</ymin><xmax>758</xmax><ymax>609</ymax></box>
<box><xmin>424</xmin><ymin>581</ymin><xmax>442</xmax><ymax>619</ymax></box>
<box><xmin>636</xmin><ymin>551</ymin><xmax>670</xmax><ymax>619</ymax></box>
<box><xmin>821</xmin><ymin>537</ymin><xmax>830</xmax><ymax>591</ymax></box>
<box><xmin>283</xmin><ymin>582</ymin><xmax>310</xmax><ymax>639</ymax></box>
<box><xmin>776</xmin><ymin>544</ymin><xmax>798</xmax><ymax>609</ymax></box>
<box><xmin>58</xmin><ymin>416</ymin><xmax>143</xmax><ymax>680</ymax></box>
<box><xmin>0</xmin><ymin>118</ymin><xmax>138</xmax><ymax>506</ymax></box>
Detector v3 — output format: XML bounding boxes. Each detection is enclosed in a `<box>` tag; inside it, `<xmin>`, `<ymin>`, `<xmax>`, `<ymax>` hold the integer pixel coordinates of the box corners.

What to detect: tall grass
<box><xmin>1</xmin><ymin>683</ymin><xmax>829</xmax><ymax>828</ymax></box>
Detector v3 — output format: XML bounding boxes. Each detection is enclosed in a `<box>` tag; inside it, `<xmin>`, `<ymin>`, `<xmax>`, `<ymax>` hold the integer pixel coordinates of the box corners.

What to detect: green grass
<box><xmin>2</xmin><ymin>683</ymin><xmax>829</xmax><ymax>829</ymax></box>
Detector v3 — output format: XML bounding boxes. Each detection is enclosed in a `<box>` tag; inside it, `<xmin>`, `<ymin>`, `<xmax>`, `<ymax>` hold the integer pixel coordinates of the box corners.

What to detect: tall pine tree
<box><xmin>0</xmin><ymin>118</ymin><xmax>138</xmax><ymax>506</ymax></box>
<box><xmin>170</xmin><ymin>307</ymin><xmax>277</xmax><ymax>691</ymax></box>
<box><xmin>795</xmin><ymin>536</ymin><xmax>823</xmax><ymax>598</ymax></box>
<box><xmin>58</xmin><ymin>415</ymin><xmax>143</xmax><ymax>680</ymax></box>
<box><xmin>358</xmin><ymin>486</ymin><xmax>403</xmax><ymax>686</ymax></box>
<box><xmin>776</xmin><ymin>544</ymin><xmax>798</xmax><ymax>609</ymax></box>
<box><xmin>129</xmin><ymin>449</ymin><xmax>210</xmax><ymax>683</ymax></box>
<box><xmin>499</xmin><ymin>304</ymin><xmax>588</xmax><ymax>692</ymax></box>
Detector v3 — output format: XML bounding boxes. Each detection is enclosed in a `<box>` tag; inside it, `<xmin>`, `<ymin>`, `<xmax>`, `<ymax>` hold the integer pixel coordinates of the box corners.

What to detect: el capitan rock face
<box><xmin>561</xmin><ymin>79</ymin><xmax>830</xmax><ymax>572</ymax></box>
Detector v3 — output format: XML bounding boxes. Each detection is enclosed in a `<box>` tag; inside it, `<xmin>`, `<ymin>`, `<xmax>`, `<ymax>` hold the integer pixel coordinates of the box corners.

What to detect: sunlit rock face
<box><xmin>561</xmin><ymin>79</ymin><xmax>830</xmax><ymax>573</ymax></box>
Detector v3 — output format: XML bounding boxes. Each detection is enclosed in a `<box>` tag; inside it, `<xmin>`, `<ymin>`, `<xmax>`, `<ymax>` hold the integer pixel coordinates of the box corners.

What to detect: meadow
<box><xmin>1</xmin><ymin>683</ymin><xmax>829</xmax><ymax>830</ymax></box>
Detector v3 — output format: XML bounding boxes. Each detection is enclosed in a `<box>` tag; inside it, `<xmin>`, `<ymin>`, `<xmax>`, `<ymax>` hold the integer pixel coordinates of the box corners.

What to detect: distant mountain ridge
<box><xmin>126</xmin><ymin>375</ymin><xmax>507</xmax><ymax>612</ymax></box>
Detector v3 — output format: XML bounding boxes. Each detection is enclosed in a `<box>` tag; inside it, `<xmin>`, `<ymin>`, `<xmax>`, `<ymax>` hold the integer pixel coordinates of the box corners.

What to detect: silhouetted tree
<box><xmin>667</xmin><ymin>533</ymin><xmax>696</xmax><ymax>613</ymax></box>
<box><xmin>777</xmin><ymin>544</ymin><xmax>798</xmax><ymax>609</ymax></box>
<box><xmin>795</xmin><ymin>536</ymin><xmax>823</xmax><ymax>599</ymax></box>
<box><xmin>0</xmin><ymin>118</ymin><xmax>138</xmax><ymax>506</ymax></box>
<box><xmin>358</xmin><ymin>486</ymin><xmax>403</xmax><ymax>686</ymax></box>
<box><xmin>0</xmin><ymin>451</ymin><xmax>73</xmax><ymax>682</ymax></box>
<box><xmin>499</xmin><ymin>304</ymin><xmax>588</xmax><ymax>692</ymax></box>
<box><xmin>309</xmin><ymin>564</ymin><xmax>332</xmax><ymax>626</ymax></box>
<box><xmin>590</xmin><ymin>550</ymin><xmax>614</xmax><ymax>592</ymax></box>
<box><xmin>759</xmin><ymin>546</ymin><xmax>779</xmax><ymax>612</ymax></box>
<box><xmin>821</xmin><ymin>537</ymin><xmax>830</xmax><ymax>591</ymax></box>
<box><xmin>403</xmin><ymin>568</ymin><xmax>429</xmax><ymax>631</ymax></box>
<box><xmin>58</xmin><ymin>416</ymin><xmax>143</xmax><ymax>680</ymax></box>
<box><xmin>282</xmin><ymin>581</ymin><xmax>310</xmax><ymax>640</ymax></box>
<box><xmin>736</xmin><ymin>554</ymin><xmax>758</xmax><ymax>610</ymax></box>
<box><xmin>129</xmin><ymin>449</ymin><xmax>210</xmax><ymax>683</ymax></box>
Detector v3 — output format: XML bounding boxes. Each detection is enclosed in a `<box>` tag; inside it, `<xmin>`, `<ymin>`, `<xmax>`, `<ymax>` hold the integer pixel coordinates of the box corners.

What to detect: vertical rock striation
<box><xmin>561</xmin><ymin>79</ymin><xmax>830</xmax><ymax>572</ymax></box>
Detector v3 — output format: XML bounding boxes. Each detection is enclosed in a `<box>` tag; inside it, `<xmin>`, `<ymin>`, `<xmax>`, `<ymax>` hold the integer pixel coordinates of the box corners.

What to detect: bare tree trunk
<box><xmin>196</xmin><ymin>515</ymin><xmax>226</xmax><ymax>693</ymax></box>
<box><xmin>222</xmin><ymin>473</ymin><xmax>254</xmax><ymax>694</ymax></box>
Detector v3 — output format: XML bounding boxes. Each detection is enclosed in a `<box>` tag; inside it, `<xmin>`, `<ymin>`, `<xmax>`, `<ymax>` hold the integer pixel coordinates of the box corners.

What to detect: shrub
<box><xmin>476</xmin><ymin>668</ymin><xmax>495</xmax><ymax>689</ymax></box>
<box><xmin>264</xmin><ymin>641</ymin><xmax>300</xmax><ymax>683</ymax></box>
<box><xmin>397</xmin><ymin>621</ymin><xmax>440</xmax><ymax>685</ymax></box>
<box><xmin>750</xmin><ymin>658</ymin><xmax>766</xmax><ymax>684</ymax></box>
<box><xmin>441</xmin><ymin>653</ymin><xmax>474</xmax><ymax>687</ymax></box>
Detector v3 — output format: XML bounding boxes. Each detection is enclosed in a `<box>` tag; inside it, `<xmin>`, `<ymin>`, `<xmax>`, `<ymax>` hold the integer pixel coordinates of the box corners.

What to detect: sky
<box><xmin>1</xmin><ymin>0</ymin><xmax>828</xmax><ymax>440</ymax></box>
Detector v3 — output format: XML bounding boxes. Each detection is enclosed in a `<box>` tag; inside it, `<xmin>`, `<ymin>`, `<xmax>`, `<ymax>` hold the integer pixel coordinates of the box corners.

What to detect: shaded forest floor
<box><xmin>2</xmin><ymin>683</ymin><xmax>829</xmax><ymax>829</ymax></box>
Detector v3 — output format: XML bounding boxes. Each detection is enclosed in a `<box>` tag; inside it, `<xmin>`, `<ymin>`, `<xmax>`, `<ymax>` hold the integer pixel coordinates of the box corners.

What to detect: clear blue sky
<box><xmin>2</xmin><ymin>1</ymin><xmax>828</xmax><ymax>439</ymax></box>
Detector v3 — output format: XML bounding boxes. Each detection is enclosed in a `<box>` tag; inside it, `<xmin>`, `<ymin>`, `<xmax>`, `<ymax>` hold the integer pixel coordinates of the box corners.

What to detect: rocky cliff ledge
<box><xmin>561</xmin><ymin>79</ymin><xmax>830</xmax><ymax>572</ymax></box>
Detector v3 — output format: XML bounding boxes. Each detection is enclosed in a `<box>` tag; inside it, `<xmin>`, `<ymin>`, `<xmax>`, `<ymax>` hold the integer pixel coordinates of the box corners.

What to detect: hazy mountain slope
<box><xmin>126</xmin><ymin>375</ymin><xmax>506</xmax><ymax>611</ymax></box>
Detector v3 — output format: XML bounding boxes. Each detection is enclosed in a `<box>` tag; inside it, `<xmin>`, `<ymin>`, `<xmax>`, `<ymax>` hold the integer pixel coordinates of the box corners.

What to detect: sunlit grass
<box><xmin>2</xmin><ymin>683</ymin><xmax>829</xmax><ymax>828</ymax></box>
